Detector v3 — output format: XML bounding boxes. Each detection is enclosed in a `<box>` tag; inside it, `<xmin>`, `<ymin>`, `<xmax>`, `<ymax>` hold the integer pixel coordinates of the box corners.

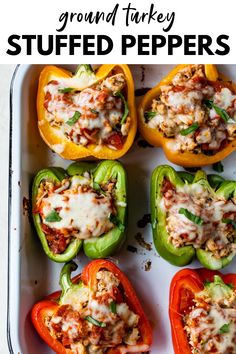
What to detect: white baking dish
<box><xmin>8</xmin><ymin>64</ymin><xmax>236</xmax><ymax>354</ymax></box>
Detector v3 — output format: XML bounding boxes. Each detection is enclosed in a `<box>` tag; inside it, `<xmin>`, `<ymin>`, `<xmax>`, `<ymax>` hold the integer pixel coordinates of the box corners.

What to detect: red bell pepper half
<box><xmin>169</xmin><ymin>268</ymin><xmax>236</xmax><ymax>354</ymax></box>
<box><xmin>31</xmin><ymin>259</ymin><xmax>152</xmax><ymax>353</ymax></box>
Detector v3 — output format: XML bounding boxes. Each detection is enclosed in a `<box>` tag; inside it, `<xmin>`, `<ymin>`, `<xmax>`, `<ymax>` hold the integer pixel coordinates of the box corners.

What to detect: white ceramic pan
<box><xmin>7</xmin><ymin>64</ymin><xmax>236</xmax><ymax>353</ymax></box>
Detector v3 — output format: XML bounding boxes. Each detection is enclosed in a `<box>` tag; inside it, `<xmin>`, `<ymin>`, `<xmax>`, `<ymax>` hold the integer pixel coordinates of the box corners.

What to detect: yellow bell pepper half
<box><xmin>37</xmin><ymin>64</ymin><xmax>137</xmax><ymax>160</ymax></box>
<box><xmin>138</xmin><ymin>64</ymin><xmax>236</xmax><ymax>167</ymax></box>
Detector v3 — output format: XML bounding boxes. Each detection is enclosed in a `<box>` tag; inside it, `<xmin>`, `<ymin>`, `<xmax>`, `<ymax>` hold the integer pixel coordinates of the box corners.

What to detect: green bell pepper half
<box><xmin>83</xmin><ymin>160</ymin><xmax>127</xmax><ymax>259</ymax></box>
<box><xmin>151</xmin><ymin>165</ymin><xmax>236</xmax><ymax>270</ymax></box>
<box><xmin>32</xmin><ymin>160</ymin><xmax>127</xmax><ymax>262</ymax></box>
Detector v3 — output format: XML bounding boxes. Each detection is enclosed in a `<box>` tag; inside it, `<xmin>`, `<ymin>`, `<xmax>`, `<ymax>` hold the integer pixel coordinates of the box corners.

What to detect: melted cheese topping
<box><xmin>146</xmin><ymin>64</ymin><xmax>236</xmax><ymax>154</ymax></box>
<box><xmin>41</xmin><ymin>191</ymin><xmax>113</xmax><ymax>238</ymax></box>
<box><xmin>185</xmin><ymin>280</ymin><xmax>236</xmax><ymax>354</ymax></box>
<box><xmin>166</xmin><ymin>90</ymin><xmax>203</xmax><ymax>111</ymax></box>
<box><xmin>43</xmin><ymin>73</ymin><xmax>130</xmax><ymax>149</ymax></box>
<box><xmin>186</xmin><ymin>305</ymin><xmax>236</xmax><ymax>353</ymax></box>
<box><xmin>47</xmin><ymin>270</ymin><xmax>140</xmax><ymax>353</ymax></box>
<box><xmin>162</xmin><ymin>181</ymin><xmax>236</xmax><ymax>258</ymax></box>
<box><xmin>38</xmin><ymin>175</ymin><xmax>115</xmax><ymax>240</ymax></box>
<box><xmin>214</xmin><ymin>88</ymin><xmax>236</xmax><ymax>110</ymax></box>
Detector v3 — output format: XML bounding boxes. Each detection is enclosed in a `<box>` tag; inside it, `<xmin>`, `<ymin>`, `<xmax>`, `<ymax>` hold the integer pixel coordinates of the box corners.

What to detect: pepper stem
<box><xmin>60</xmin><ymin>261</ymin><xmax>78</xmax><ymax>296</ymax></box>
<box><xmin>74</xmin><ymin>64</ymin><xmax>94</xmax><ymax>77</ymax></box>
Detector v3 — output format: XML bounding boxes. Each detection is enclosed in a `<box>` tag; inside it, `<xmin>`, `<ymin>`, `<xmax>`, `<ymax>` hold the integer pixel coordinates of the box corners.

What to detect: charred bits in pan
<box><xmin>135</xmin><ymin>87</ymin><xmax>151</xmax><ymax>97</ymax></box>
<box><xmin>135</xmin><ymin>232</ymin><xmax>152</xmax><ymax>251</ymax></box>
<box><xmin>22</xmin><ymin>197</ymin><xmax>30</xmax><ymax>217</ymax></box>
<box><xmin>137</xmin><ymin>213</ymin><xmax>151</xmax><ymax>228</ymax></box>
<box><xmin>144</xmin><ymin>260</ymin><xmax>152</xmax><ymax>272</ymax></box>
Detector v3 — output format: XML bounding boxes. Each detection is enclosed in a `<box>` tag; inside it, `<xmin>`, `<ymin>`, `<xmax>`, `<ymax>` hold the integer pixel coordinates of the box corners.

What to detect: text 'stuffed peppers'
<box><xmin>32</xmin><ymin>160</ymin><xmax>127</xmax><ymax>262</ymax></box>
<box><xmin>31</xmin><ymin>260</ymin><xmax>152</xmax><ymax>353</ymax></box>
<box><xmin>151</xmin><ymin>165</ymin><xmax>236</xmax><ymax>269</ymax></box>
<box><xmin>139</xmin><ymin>64</ymin><xmax>236</xmax><ymax>167</ymax></box>
<box><xmin>169</xmin><ymin>268</ymin><xmax>236</xmax><ymax>354</ymax></box>
<box><xmin>37</xmin><ymin>64</ymin><xmax>137</xmax><ymax>160</ymax></box>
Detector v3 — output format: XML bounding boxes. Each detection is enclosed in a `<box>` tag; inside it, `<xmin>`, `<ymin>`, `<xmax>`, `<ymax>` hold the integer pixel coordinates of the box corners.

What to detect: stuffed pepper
<box><xmin>31</xmin><ymin>260</ymin><xmax>152</xmax><ymax>353</ymax></box>
<box><xmin>32</xmin><ymin>160</ymin><xmax>127</xmax><ymax>262</ymax></box>
<box><xmin>169</xmin><ymin>268</ymin><xmax>236</xmax><ymax>354</ymax></box>
<box><xmin>37</xmin><ymin>64</ymin><xmax>136</xmax><ymax>160</ymax></box>
<box><xmin>151</xmin><ymin>165</ymin><xmax>236</xmax><ymax>269</ymax></box>
<box><xmin>139</xmin><ymin>64</ymin><xmax>236</xmax><ymax>167</ymax></box>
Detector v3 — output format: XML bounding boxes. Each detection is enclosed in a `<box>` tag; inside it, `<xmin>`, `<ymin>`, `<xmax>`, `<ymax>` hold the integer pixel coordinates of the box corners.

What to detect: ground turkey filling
<box><xmin>46</xmin><ymin>270</ymin><xmax>140</xmax><ymax>354</ymax></box>
<box><xmin>43</xmin><ymin>72</ymin><xmax>130</xmax><ymax>150</ymax></box>
<box><xmin>146</xmin><ymin>64</ymin><xmax>236</xmax><ymax>154</ymax></box>
<box><xmin>161</xmin><ymin>179</ymin><xmax>236</xmax><ymax>258</ymax></box>
<box><xmin>35</xmin><ymin>172</ymin><xmax>118</xmax><ymax>254</ymax></box>
<box><xmin>184</xmin><ymin>278</ymin><xmax>236</xmax><ymax>353</ymax></box>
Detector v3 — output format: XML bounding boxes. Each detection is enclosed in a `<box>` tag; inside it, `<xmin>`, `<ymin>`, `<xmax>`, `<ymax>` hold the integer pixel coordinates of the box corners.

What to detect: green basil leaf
<box><xmin>180</xmin><ymin>123</ymin><xmax>199</xmax><ymax>136</ymax></box>
<box><xmin>207</xmin><ymin>174</ymin><xmax>225</xmax><ymax>189</ymax></box>
<box><xmin>45</xmin><ymin>210</ymin><xmax>62</xmax><ymax>222</ymax></box>
<box><xmin>109</xmin><ymin>214</ymin><xmax>125</xmax><ymax>232</ymax></box>
<box><xmin>115</xmin><ymin>91</ymin><xmax>129</xmax><ymax>124</ymax></box>
<box><xmin>204</xmin><ymin>280</ymin><xmax>211</xmax><ymax>286</ymax></box>
<box><xmin>85</xmin><ymin>316</ymin><xmax>106</xmax><ymax>328</ymax></box>
<box><xmin>144</xmin><ymin>111</ymin><xmax>156</xmax><ymax>122</ymax></box>
<box><xmin>227</xmin><ymin>283</ymin><xmax>234</xmax><ymax>289</ymax></box>
<box><xmin>66</xmin><ymin>111</ymin><xmax>81</xmax><ymax>126</ymax></box>
<box><xmin>110</xmin><ymin>301</ymin><xmax>117</xmax><ymax>314</ymax></box>
<box><xmin>222</xmin><ymin>218</ymin><xmax>236</xmax><ymax>229</ymax></box>
<box><xmin>212</xmin><ymin>161</ymin><xmax>224</xmax><ymax>173</ymax></box>
<box><xmin>219</xmin><ymin>322</ymin><xmax>231</xmax><ymax>334</ymax></box>
<box><xmin>205</xmin><ymin>99</ymin><xmax>213</xmax><ymax>108</ymax></box>
<box><xmin>58</xmin><ymin>87</ymin><xmax>74</xmax><ymax>94</ymax></box>
<box><xmin>90</xmin><ymin>108</ymin><xmax>98</xmax><ymax>114</ymax></box>
<box><xmin>213</xmin><ymin>106</ymin><xmax>231</xmax><ymax>122</ymax></box>
<box><xmin>179</xmin><ymin>208</ymin><xmax>204</xmax><ymax>225</ymax></box>
<box><xmin>205</xmin><ymin>99</ymin><xmax>231</xmax><ymax>122</ymax></box>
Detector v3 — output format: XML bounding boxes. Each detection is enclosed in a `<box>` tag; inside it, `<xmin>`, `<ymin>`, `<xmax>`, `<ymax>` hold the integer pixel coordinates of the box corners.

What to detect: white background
<box><xmin>0</xmin><ymin>0</ymin><xmax>235</xmax><ymax>63</ymax></box>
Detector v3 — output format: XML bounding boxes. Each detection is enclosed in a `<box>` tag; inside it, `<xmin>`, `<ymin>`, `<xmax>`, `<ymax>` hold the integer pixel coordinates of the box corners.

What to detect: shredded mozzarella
<box><xmin>43</xmin><ymin>73</ymin><xmax>129</xmax><ymax>149</ymax></box>
<box><xmin>162</xmin><ymin>180</ymin><xmax>236</xmax><ymax>258</ymax></box>
<box><xmin>47</xmin><ymin>270</ymin><xmax>140</xmax><ymax>353</ymax></box>
<box><xmin>147</xmin><ymin>65</ymin><xmax>236</xmax><ymax>154</ymax></box>
<box><xmin>40</xmin><ymin>178</ymin><xmax>114</xmax><ymax>239</ymax></box>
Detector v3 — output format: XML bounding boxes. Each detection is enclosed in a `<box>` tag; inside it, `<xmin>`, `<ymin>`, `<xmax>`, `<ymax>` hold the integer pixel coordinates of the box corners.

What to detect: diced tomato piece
<box><xmin>48</xmin><ymin>80</ymin><xmax>59</xmax><ymax>85</ymax></box>
<box><xmin>106</xmin><ymin>133</ymin><xmax>123</xmax><ymax>150</ymax></box>
<box><xmin>62</xmin><ymin>336</ymin><xmax>72</xmax><ymax>347</ymax></box>
<box><xmin>219</xmin><ymin>139</ymin><xmax>228</xmax><ymax>151</ymax></box>
<box><xmin>41</xmin><ymin>224</ymin><xmax>69</xmax><ymax>254</ymax></box>
<box><xmin>161</xmin><ymin>178</ymin><xmax>175</xmax><ymax>195</ymax></box>
<box><xmin>62</xmin><ymin>94</ymin><xmax>73</xmax><ymax>105</ymax></box>
<box><xmin>44</xmin><ymin>91</ymin><xmax>52</xmax><ymax>110</ymax></box>
<box><xmin>55</xmin><ymin>207</ymin><xmax>62</xmax><ymax>212</ymax></box>
<box><xmin>192</xmin><ymin>76</ymin><xmax>208</xmax><ymax>86</ymax></box>
<box><xmin>113</xmin><ymin>287</ymin><xmax>123</xmax><ymax>303</ymax></box>
<box><xmin>82</xmin><ymin>128</ymin><xmax>99</xmax><ymax>142</ymax></box>
<box><xmin>51</xmin><ymin>234</ymin><xmax>67</xmax><ymax>254</ymax></box>
<box><xmin>97</xmin><ymin>90</ymin><xmax>109</xmax><ymax>103</ymax></box>
<box><xmin>179</xmin><ymin>288</ymin><xmax>195</xmax><ymax>314</ymax></box>
<box><xmin>209</xmin><ymin>80</ymin><xmax>235</xmax><ymax>93</ymax></box>
<box><xmin>201</xmin><ymin>143</ymin><xmax>210</xmax><ymax>151</ymax></box>
<box><xmin>41</xmin><ymin>223</ymin><xmax>53</xmax><ymax>234</ymax></box>
<box><xmin>172</xmin><ymin>86</ymin><xmax>185</xmax><ymax>92</ymax></box>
